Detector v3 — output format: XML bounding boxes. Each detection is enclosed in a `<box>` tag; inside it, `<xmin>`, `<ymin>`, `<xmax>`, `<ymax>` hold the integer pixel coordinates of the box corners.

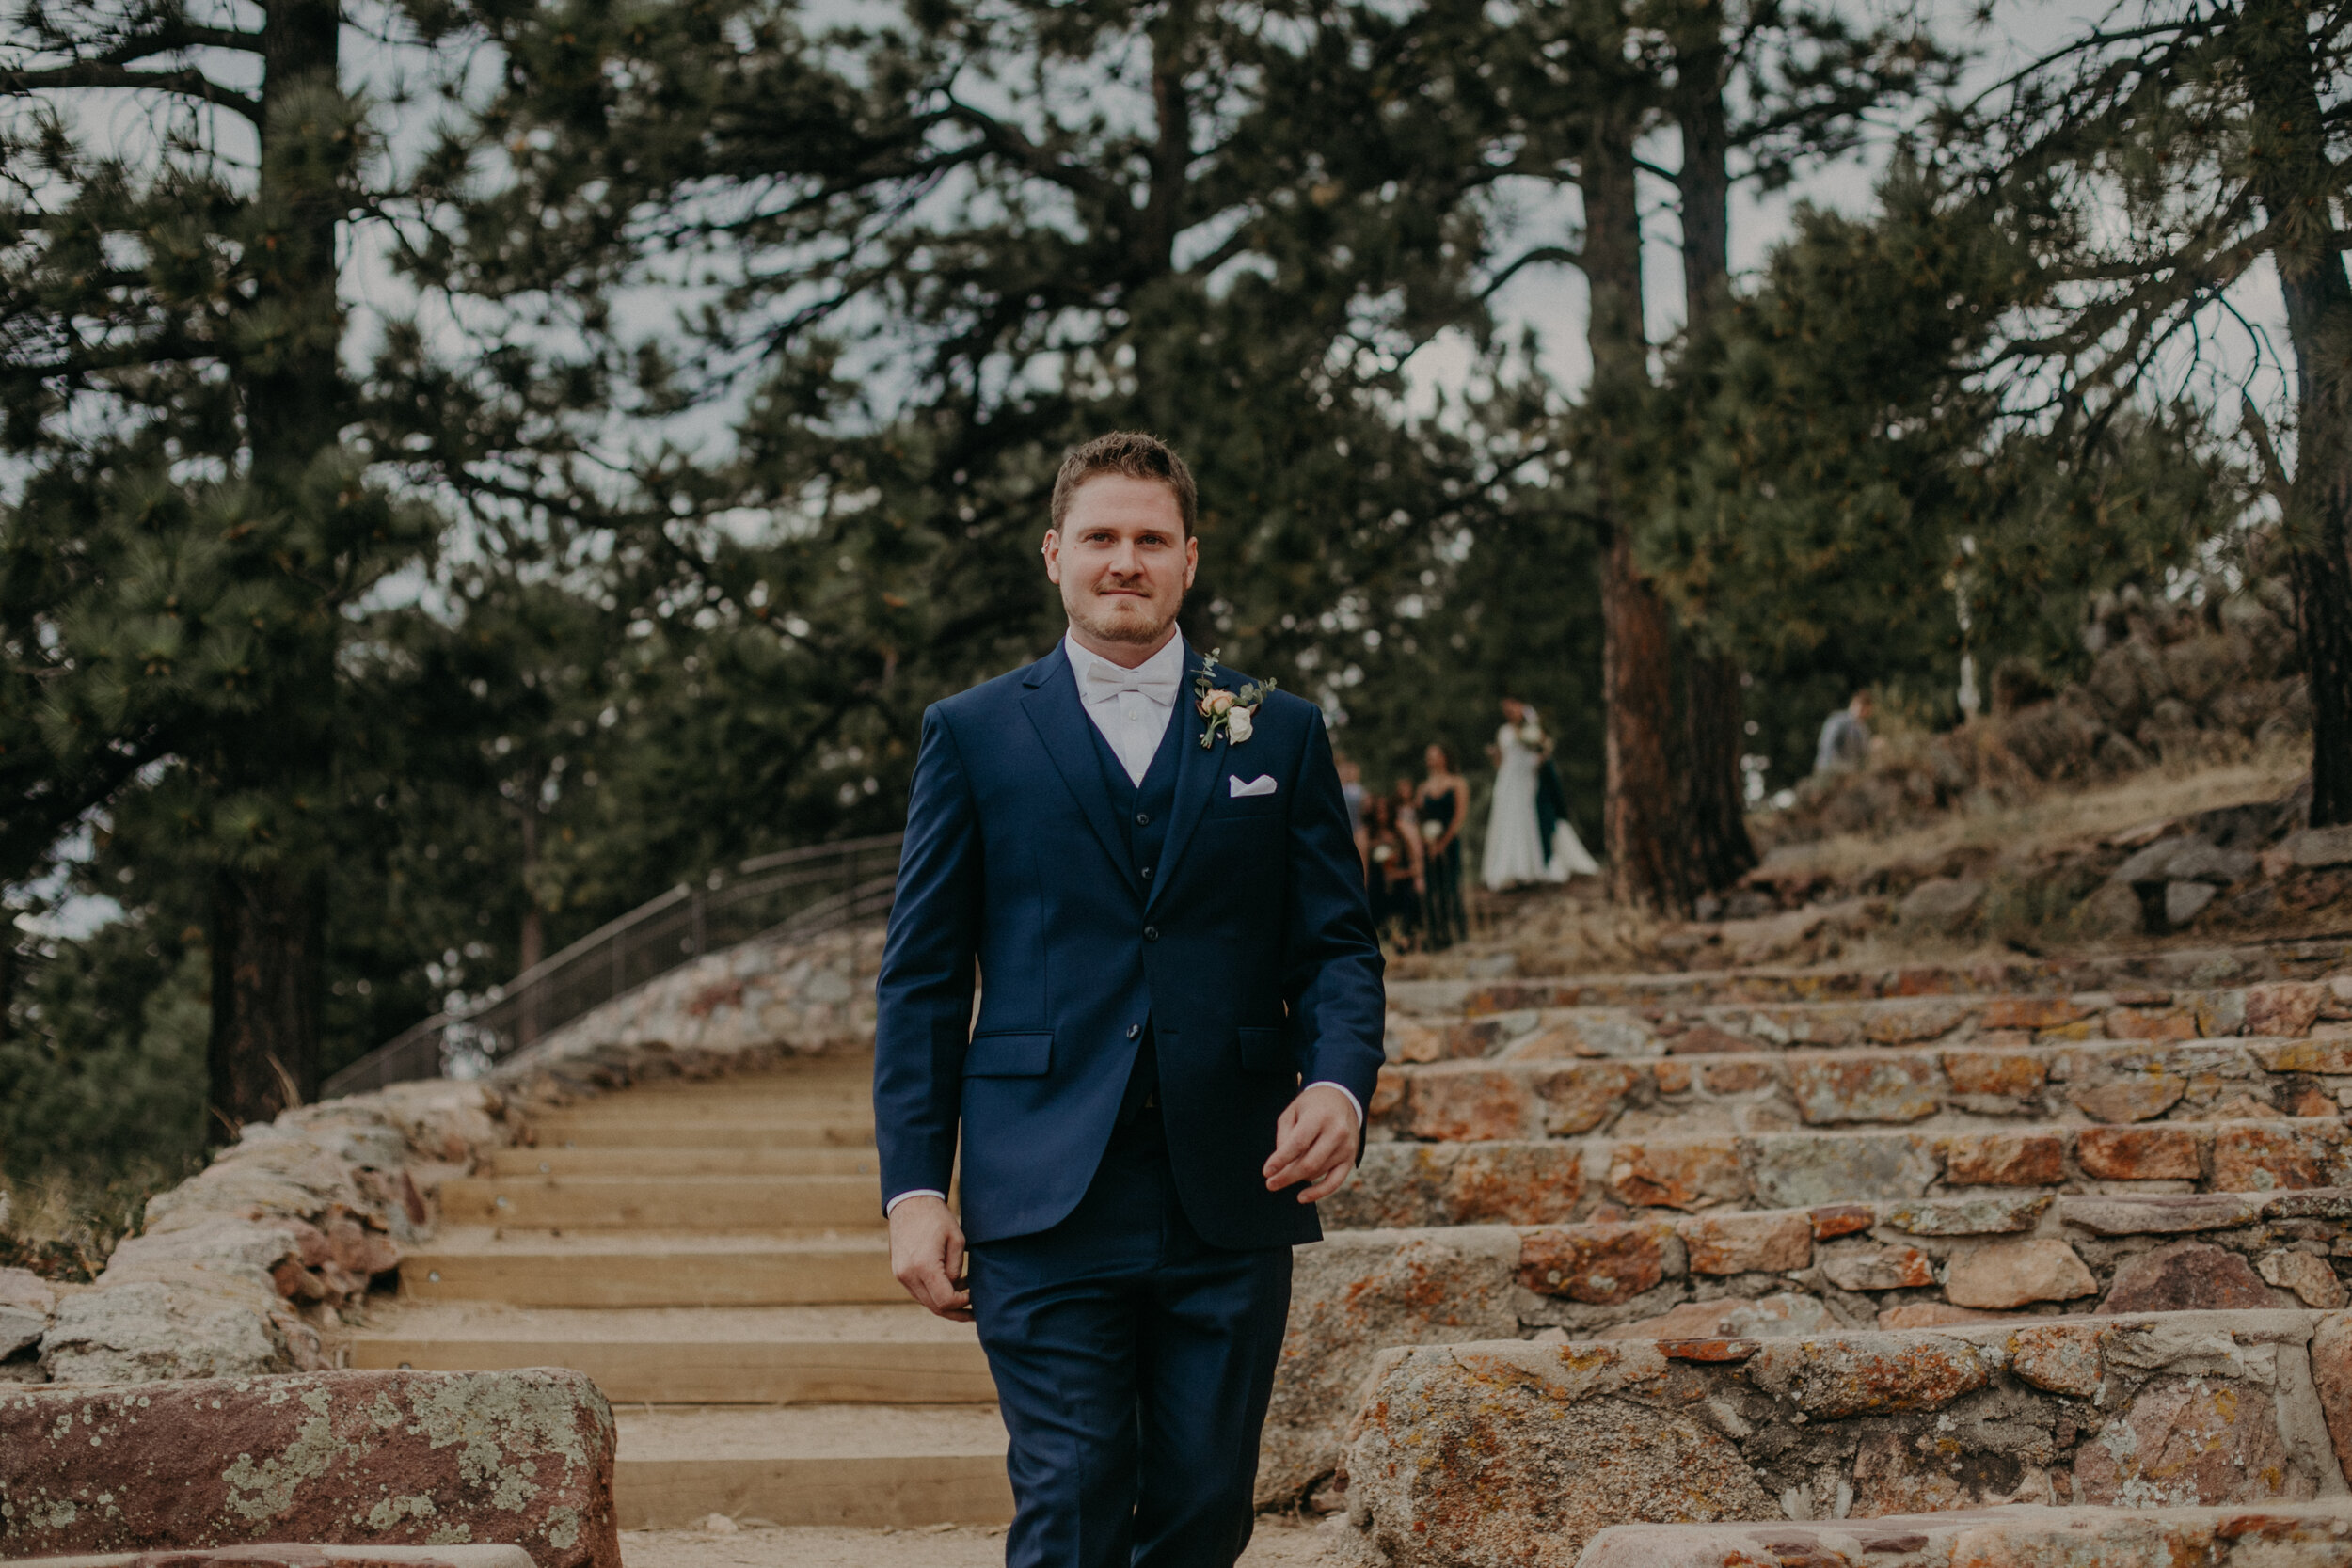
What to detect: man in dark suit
<box><xmin>873</xmin><ymin>431</ymin><xmax>1386</xmax><ymax>1568</ymax></box>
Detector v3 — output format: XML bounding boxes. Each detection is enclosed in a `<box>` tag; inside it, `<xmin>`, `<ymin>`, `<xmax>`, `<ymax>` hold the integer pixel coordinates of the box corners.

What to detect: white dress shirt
<box><xmin>883</xmin><ymin>629</ymin><xmax>1360</xmax><ymax>1216</ymax></box>
<box><xmin>1066</xmin><ymin>629</ymin><xmax>1187</xmax><ymax>786</ymax></box>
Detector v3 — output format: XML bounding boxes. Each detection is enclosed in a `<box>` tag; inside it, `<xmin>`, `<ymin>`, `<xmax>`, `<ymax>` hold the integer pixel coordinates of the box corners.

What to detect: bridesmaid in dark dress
<box><xmin>1363</xmin><ymin>795</ymin><xmax>1425</xmax><ymax>950</ymax></box>
<box><xmin>1416</xmin><ymin>744</ymin><xmax>1468</xmax><ymax>950</ymax></box>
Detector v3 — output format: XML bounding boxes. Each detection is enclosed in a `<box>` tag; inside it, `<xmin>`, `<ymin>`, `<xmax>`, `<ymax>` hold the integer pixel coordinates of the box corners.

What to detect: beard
<box><xmin>1067</xmin><ymin>586</ymin><xmax>1183</xmax><ymax>648</ymax></box>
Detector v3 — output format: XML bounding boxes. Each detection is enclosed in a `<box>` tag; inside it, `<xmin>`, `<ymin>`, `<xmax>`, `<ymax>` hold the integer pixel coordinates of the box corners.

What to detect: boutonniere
<box><xmin>1193</xmin><ymin>647</ymin><xmax>1274</xmax><ymax>749</ymax></box>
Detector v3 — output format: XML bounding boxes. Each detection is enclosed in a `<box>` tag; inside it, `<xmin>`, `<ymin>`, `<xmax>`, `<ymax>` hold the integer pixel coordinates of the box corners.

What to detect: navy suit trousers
<box><xmin>969</xmin><ymin>1112</ymin><xmax>1292</xmax><ymax>1568</ymax></box>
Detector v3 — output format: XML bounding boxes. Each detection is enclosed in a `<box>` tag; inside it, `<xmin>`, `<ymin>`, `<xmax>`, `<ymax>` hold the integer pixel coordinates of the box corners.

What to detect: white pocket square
<box><xmin>1229</xmin><ymin>774</ymin><xmax>1278</xmax><ymax>798</ymax></box>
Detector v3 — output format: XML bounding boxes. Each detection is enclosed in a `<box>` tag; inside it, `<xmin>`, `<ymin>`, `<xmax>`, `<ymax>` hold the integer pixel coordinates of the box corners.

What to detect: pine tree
<box><xmin>1470</xmin><ymin>0</ymin><xmax>1947</xmax><ymax>909</ymax></box>
<box><xmin>1958</xmin><ymin>0</ymin><xmax>2352</xmax><ymax>821</ymax></box>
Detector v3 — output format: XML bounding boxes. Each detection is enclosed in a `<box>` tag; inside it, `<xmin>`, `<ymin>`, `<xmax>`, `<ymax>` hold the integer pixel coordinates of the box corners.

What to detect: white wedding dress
<box><xmin>1482</xmin><ymin>720</ymin><xmax>1602</xmax><ymax>890</ymax></box>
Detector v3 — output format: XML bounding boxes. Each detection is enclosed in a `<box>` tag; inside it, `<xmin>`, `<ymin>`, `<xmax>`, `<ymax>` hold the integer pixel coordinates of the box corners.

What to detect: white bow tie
<box><xmin>1080</xmin><ymin>657</ymin><xmax>1180</xmax><ymax>705</ymax></box>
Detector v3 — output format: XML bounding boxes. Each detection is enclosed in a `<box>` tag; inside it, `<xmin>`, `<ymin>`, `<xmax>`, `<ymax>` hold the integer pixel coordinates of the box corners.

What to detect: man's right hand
<box><xmin>888</xmin><ymin>1195</ymin><xmax>973</xmax><ymax>1322</ymax></box>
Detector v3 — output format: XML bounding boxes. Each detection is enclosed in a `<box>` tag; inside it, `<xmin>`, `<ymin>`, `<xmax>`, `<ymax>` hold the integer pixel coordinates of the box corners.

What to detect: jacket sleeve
<box><xmin>1281</xmin><ymin>705</ymin><xmax>1387</xmax><ymax>1129</ymax></box>
<box><xmin>872</xmin><ymin>705</ymin><xmax>982</xmax><ymax>1210</ymax></box>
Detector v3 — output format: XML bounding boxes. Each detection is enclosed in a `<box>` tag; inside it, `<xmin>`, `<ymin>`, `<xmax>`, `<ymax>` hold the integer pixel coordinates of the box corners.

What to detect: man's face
<box><xmin>1042</xmin><ymin>473</ymin><xmax>1198</xmax><ymax>652</ymax></box>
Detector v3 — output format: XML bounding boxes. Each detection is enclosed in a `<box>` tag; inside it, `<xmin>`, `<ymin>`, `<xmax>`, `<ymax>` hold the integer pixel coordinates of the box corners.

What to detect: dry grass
<box><xmin>0</xmin><ymin>1158</ymin><xmax>190</xmax><ymax>1280</ymax></box>
<box><xmin>1753</xmin><ymin>751</ymin><xmax>2312</xmax><ymax>882</ymax></box>
<box><xmin>1384</xmin><ymin>750</ymin><xmax>2326</xmax><ymax>981</ymax></box>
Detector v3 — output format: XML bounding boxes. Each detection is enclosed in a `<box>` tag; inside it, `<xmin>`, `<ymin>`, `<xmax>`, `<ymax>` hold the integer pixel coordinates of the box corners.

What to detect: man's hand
<box><xmin>1263</xmin><ymin>1084</ymin><xmax>1359</xmax><ymax>1203</ymax></box>
<box><xmin>888</xmin><ymin>1195</ymin><xmax>973</xmax><ymax>1322</ymax></box>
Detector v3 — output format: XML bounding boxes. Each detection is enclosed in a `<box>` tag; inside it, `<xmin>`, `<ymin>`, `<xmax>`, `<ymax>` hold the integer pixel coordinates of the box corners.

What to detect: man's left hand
<box><xmin>1263</xmin><ymin>1084</ymin><xmax>1358</xmax><ymax>1202</ymax></box>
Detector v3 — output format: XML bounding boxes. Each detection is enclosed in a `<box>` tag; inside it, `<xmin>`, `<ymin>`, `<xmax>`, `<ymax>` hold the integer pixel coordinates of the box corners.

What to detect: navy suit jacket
<box><xmin>872</xmin><ymin>637</ymin><xmax>1387</xmax><ymax>1251</ymax></box>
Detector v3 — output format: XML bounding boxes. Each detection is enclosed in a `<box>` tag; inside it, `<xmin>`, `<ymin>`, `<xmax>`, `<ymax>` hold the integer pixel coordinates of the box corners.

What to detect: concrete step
<box><xmin>528</xmin><ymin>1118</ymin><xmax>875</xmax><ymax>1150</ymax></box>
<box><xmin>612</xmin><ymin>1403</ymin><xmax>1010</xmax><ymax>1529</ymax></box>
<box><xmin>346</xmin><ymin>1304</ymin><xmax>992</xmax><ymax>1403</ymax></box>
<box><xmin>1373</xmin><ymin>1034</ymin><xmax>2351</xmax><ymax>1143</ymax></box>
<box><xmin>541</xmin><ymin>1087</ymin><xmax>874</xmax><ymax>1120</ymax></box>
<box><xmin>438</xmin><ymin>1173</ymin><xmax>880</xmax><ymax>1230</ymax></box>
<box><xmin>400</xmin><ymin>1228</ymin><xmax>897</xmax><ymax>1307</ymax></box>
<box><xmin>475</xmin><ymin>1146</ymin><xmax>880</xmax><ymax>1179</ymax></box>
<box><xmin>1391</xmin><ymin>975</ymin><xmax>2352</xmax><ymax>1061</ymax></box>
<box><xmin>1329</xmin><ymin>1117</ymin><xmax>2352</xmax><ymax>1230</ymax></box>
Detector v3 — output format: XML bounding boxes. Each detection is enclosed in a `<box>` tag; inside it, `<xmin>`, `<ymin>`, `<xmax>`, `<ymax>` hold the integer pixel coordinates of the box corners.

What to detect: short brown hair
<box><xmin>1050</xmin><ymin>432</ymin><xmax>1198</xmax><ymax>537</ymax></box>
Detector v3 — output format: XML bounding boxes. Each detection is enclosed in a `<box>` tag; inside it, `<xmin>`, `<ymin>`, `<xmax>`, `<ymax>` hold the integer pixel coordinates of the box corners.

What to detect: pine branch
<box><xmin>0</xmin><ymin>62</ymin><xmax>262</xmax><ymax>123</ymax></box>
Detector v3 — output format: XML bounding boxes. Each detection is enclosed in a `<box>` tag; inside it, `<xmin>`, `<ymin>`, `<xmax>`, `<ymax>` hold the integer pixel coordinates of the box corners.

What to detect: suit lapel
<box><xmin>1020</xmin><ymin>645</ymin><xmax>1145</xmax><ymax>900</ymax></box>
<box><xmin>1149</xmin><ymin>639</ymin><xmax>1222</xmax><ymax>911</ymax></box>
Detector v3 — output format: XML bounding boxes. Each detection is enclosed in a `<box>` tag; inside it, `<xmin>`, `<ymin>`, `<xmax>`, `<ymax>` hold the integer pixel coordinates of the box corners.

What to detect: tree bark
<box><xmin>208</xmin><ymin>864</ymin><xmax>325</xmax><ymax>1132</ymax></box>
<box><xmin>1586</xmin><ymin>98</ymin><xmax>1696</xmax><ymax>911</ymax></box>
<box><xmin>2242</xmin><ymin>0</ymin><xmax>2352</xmax><ymax>827</ymax></box>
<box><xmin>1666</xmin><ymin>8</ymin><xmax>1758</xmax><ymax>892</ymax></box>
<box><xmin>206</xmin><ymin>0</ymin><xmax>345</xmax><ymax>1138</ymax></box>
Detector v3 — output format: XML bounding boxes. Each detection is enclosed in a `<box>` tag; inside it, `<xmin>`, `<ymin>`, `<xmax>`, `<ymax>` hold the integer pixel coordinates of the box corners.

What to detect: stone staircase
<box><xmin>345</xmin><ymin>1054</ymin><xmax>1011</xmax><ymax>1530</ymax></box>
<box><xmin>1308</xmin><ymin>939</ymin><xmax>2352</xmax><ymax>1564</ymax></box>
<box><xmin>342</xmin><ymin>935</ymin><xmax>2352</xmax><ymax>1560</ymax></box>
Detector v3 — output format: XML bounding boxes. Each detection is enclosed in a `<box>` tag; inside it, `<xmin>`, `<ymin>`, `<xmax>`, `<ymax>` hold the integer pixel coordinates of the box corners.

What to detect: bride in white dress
<box><xmin>1482</xmin><ymin>700</ymin><xmax>1602</xmax><ymax>890</ymax></box>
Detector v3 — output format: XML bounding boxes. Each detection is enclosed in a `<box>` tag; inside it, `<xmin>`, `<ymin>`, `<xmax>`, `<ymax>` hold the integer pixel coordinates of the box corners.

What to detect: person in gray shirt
<box><xmin>1816</xmin><ymin>690</ymin><xmax>1875</xmax><ymax>775</ymax></box>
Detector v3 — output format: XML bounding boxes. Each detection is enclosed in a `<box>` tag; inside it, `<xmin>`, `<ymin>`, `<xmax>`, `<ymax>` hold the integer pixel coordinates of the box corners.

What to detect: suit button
<box><xmin>1136</xmin><ymin>812</ymin><xmax>1150</xmax><ymax>825</ymax></box>
<box><xmin>1140</xmin><ymin>865</ymin><xmax>1152</xmax><ymax>879</ymax></box>
<box><xmin>1144</xmin><ymin>926</ymin><xmax>1159</xmax><ymax>942</ymax></box>
<box><xmin>1127</xmin><ymin>1023</ymin><xmax>1141</xmax><ymax>1038</ymax></box>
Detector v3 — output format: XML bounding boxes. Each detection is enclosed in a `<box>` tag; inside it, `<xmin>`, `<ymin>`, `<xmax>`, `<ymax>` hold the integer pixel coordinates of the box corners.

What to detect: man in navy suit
<box><xmin>873</xmin><ymin>432</ymin><xmax>1386</xmax><ymax>1567</ymax></box>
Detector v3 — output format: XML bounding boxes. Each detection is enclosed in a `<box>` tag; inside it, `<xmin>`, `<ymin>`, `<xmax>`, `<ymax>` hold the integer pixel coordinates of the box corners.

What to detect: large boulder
<box><xmin>0</xmin><ymin>1369</ymin><xmax>617</xmax><ymax>1568</ymax></box>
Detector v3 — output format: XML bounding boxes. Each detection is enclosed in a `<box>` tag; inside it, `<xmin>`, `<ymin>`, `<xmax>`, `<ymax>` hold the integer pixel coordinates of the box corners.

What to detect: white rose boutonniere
<box><xmin>1193</xmin><ymin>647</ymin><xmax>1273</xmax><ymax>749</ymax></box>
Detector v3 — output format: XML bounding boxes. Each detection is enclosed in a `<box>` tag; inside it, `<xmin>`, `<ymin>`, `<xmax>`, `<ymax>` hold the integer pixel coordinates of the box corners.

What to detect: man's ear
<box><xmin>1041</xmin><ymin>529</ymin><xmax>1062</xmax><ymax>585</ymax></box>
<box><xmin>1183</xmin><ymin>532</ymin><xmax>1199</xmax><ymax>589</ymax></box>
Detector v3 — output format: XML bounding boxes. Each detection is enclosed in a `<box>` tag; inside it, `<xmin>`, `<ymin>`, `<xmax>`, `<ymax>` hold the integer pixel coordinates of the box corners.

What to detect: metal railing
<box><xmin>322</xmin><ymin>833</ymin><xmax>902</xmax><ymax>1099</ymax></box>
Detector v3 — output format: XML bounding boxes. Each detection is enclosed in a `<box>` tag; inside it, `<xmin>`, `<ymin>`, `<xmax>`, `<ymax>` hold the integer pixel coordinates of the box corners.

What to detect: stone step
<box><xmin>1573</xmin><ymin>1504</ymin><xmax>2352</xmax><ymax>1568</ymax></box>
<box><xmin>400</xmin><ymin>1229</ymin><xmax>897</xmax><ymax>1307</ymax></box>
<box><xmin>1262</xmin><ymin>1196</ymin><xmax>2352</xmax><ymax>1509</ymax></box>
<box><xmin>528</xmin><ymin>1117</ymin><xmax>875</xmax><ymax>1149</ymax></box>
<box><xmin>612</xmin><ymin>1403</ymin><xmax>1010</xmax><ymax>1529</ymax></box>
<box><xmin>346</xmin><ymin>1304</ymin><xmax>993</xmax><ymax>1403</ymax></box>
<box><xmin>475</xmin><ymin>1145</ymin><xmax>880</xmax><ymax>1179</ymax></box>
<box><xmin>1372</xmin><ymin>1035</ymin><xmax>2350</xmax><ymax>1143</ymax></box>
<box><xmin>1388</xmin><ymin>976</ymin><xmax>2352</xmax><ymax>1062</ymax></box>
<box><xmin>438</xmin><ymin>1173</ymin><xmax>880</xmax><ymax>1230</ymax></box>
<box><xmin>1384</xmin><ymin>941</ymin><xmax>2352</xmax><ymax>1018</ymax></box>
<box><xmin>1327</xmin><ymin>1117</ymin><xmax>2352</xmax><ymax>1231</ymax></box>
<box><xmin>1339</xmin><ymin>1309</ymin><xmax>2352</xmax><ymax>1566</ymax></box>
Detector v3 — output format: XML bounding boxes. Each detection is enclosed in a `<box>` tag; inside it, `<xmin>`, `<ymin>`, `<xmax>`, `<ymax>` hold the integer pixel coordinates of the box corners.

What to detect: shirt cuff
<box><xmin>884</xmin><ymin>1188</ymin><xmax>947</xmax><ymax>1215</ymax></box>
<box><xmin>1304</xmin><ymin>1081</ymin><xmax>1363</xmax><ymax>1130</ymax></box>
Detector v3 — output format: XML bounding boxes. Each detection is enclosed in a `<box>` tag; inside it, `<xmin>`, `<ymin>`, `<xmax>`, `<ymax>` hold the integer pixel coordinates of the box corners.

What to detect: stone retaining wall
<box><xmin>1375</xmin><ymin>1031</ymin><xmax>2352</xmax><ymax>1145</ymax></box>
<box><xmin>1329</xmin><ymin>1118</ymin><xmax>2352</xmax><ymax>1230</ymax></box>
<box><xmin>1341</xmin><ymin>1310</ymin><xmax>2352</xmax><ymax>1566</ymax></box>
<box><xmin>1387</xmin><ymin>975</ymin><xmax>2352</xmax><ymax>1064</ymax></box>
<box><xmin>1577</xmin><ymin>1502</ymin><xmax>2352</xmax><ymax>1567</ymax></box>
<box><xmin>1263</xmin><ymin>1189</ymin><xmax>2352</xmax><ymax>1511</ymax></box>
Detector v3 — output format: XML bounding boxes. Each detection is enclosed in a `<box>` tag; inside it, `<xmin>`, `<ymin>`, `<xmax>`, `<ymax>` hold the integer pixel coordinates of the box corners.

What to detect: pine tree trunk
<box><xmin>1678</xmin><ymin>652</ymin><xmax>1756</xmax><ymax>889</ymax></box>
<box><xmin>206</xmin><ymin>0</ymin><xmax>344</xmax><ymax>1137</ymax></box>
<box><xmin>1667</xmin><ymin>15</ymin><xmax>1757</xmax><ymax>892</ymax></box>
<box><xmin>208</xmin><ymin>866</ymin><xmax>326</xmax><ymax>1131</ymax></box>
<box><xmin>2242</xmin><ymin>0</ymin><xmax>2352</xmax><ymax>828</ymax></box>
<box><xmin>518</xmin><ymin>800</ymin><xmax>545</xmax><ymax>1044</ymax></box>
<box><xmin>1603</xmin><ymin>534</ymin><xmax>1692</xmax><ymax>907</ymax></box>
<box><xmin>1585</xmin><ymin>101</ymin><xmax>1695</xmax><ymax>911</ymax></box>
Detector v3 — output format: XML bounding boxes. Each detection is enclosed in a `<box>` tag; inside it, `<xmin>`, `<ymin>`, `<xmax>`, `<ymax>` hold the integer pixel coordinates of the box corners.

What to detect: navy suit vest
<box><xmin>1085</xmin><ymin>698</ymin><xmax>1184</xmax><ymax>1122</ymax></box>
